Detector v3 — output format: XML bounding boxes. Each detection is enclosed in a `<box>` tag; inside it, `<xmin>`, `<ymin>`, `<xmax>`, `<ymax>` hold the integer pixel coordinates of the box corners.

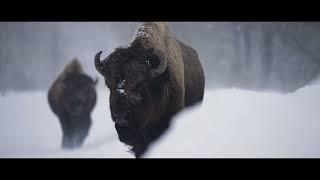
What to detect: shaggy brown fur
<box><xmin>48</xmin><ymin>59</ymin><xmax>98</xmax><ymax>149</ymax></box>
<box><xmin>95</xmin><ymin>22</ymin><xmax>205</xmax><ymax>158</ymax></box>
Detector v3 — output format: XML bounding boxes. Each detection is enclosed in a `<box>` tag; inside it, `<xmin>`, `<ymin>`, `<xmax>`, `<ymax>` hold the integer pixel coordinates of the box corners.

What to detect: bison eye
<box><xmin>145</xmin><ymin>59</ymin><xmax>151</xmax><ymax>68</ymax></box>
<box><xmin>145</xmin><ymin>58</ymin><xmax>160</xmax><ymax>69</ymax></box>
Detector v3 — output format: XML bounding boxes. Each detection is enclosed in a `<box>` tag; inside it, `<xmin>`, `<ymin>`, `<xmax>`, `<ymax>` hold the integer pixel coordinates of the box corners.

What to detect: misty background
<box><xmin>1</xmin><ymin>22</ymin><xmax>320</xmax><ymax>93</ymax></box>
<box><xmin>2</xmin><ymin>22</ymin><xmax>320</xmax><ymax>157</ymax></box>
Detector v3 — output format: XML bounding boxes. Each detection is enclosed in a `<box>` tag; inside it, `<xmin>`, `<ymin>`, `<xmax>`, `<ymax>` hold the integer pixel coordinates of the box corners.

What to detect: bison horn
<box><xmin>94</xmin><ymin>51</ymin><xmax>105</xmax><ymax>75</ymax></box>
<box><xmin>150</xmin><ymin>49</ymin><xmax>167</xmax><ymax>78</ymax></box>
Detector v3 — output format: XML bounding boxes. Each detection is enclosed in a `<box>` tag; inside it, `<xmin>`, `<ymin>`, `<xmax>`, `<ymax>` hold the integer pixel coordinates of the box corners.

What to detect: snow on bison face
<box><xmin>94</xmin><ymin>46</ymin><xmax>168</xmax><ymax>156</ymax></box>
<box><xmin>95</xmin><ymin>47</ymin><xmax>165</xmax><ymax>126</ymax></box>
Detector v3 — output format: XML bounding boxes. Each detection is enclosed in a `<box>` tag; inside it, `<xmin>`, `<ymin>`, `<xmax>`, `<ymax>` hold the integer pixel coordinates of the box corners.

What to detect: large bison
<box><xmin>48</xmin><ymin>59</ymin><xmax>98</xmax><ymax>149</ymax></box>
<box><xmin>94</xmin><ymin>22</ymin><xmax>205</xmax><ymax>158</ymax></box>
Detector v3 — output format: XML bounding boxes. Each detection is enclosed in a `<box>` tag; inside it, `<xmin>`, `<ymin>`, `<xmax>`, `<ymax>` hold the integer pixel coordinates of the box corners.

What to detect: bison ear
<box><xmin>147</xmin><ymin>48</ymin><xmax>167</xmax><ymax>78</ymax></box>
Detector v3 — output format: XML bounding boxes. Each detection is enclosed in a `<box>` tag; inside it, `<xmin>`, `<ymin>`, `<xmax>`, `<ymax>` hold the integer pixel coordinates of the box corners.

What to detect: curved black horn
<box><xmin>94</xmin><ymin>51</ymin><xmax>104</xmax><ymax>75</ymax></box>
<box><xmin>150</xmin><ymin>49</ymin><xmax>167</xmax><ymax>78</ymax></box>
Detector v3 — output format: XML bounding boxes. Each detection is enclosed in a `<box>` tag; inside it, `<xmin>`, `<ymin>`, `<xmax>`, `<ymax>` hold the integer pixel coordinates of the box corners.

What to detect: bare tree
<box><xmin>259</xmin><ymin>23</ymin><xmax>274</xmax><ymax>89</ymax></box>
<box><xmin>0</xmin><ymin>23</ymin><xmax>9</xmax><ymax>94</ymax></box>
<box><xmin>277</xmin><ymin>22</ymin><xmax>320</xmax><ymax>91</ymax></box>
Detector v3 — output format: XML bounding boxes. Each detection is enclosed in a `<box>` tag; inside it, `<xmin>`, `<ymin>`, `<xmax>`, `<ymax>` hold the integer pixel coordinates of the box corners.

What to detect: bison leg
<box><xmin>60</xmin><ymin>115</ymin><xmax>91</xmax><ymax>149</ymax></box>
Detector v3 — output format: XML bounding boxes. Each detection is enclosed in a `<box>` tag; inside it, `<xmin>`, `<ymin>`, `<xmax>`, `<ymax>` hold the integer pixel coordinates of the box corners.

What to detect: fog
<box><xmin>171</xmin><ymin>22</ymin><xmax>320</xmax><ymax>92</ymax></box>
<box><xmin>0</xmin><ymin>22</ymin><xmax>137</xmax><ymax>91</ymax></box>
<box><xmin>1</xmin><ymin>22</ymin><xmax>320</xmax><ymax>158</ymax></box>
<box><xmin>1</xmin><ymin>22</ymin><xmax>320</xmax><ymax>93</ymax></box>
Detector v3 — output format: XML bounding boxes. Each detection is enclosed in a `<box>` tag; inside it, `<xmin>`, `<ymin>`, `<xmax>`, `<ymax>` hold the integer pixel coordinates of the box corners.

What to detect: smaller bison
<box><xmin>48</xmin><ymin>59</ymin><xmax>98</xmax><ymax>149</ymax></box>
<box><xmin>95</xmin><ymin>22</ymin><xmax>205</xmax><ymax>157</ymax></box>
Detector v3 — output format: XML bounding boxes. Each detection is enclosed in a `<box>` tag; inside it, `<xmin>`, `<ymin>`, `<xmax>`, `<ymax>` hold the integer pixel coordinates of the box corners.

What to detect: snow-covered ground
<box><xmin>1</xmin><ymin>85</ymin><xmax>320</xmax><ymax>158</ymax></box>
<box><xmin>0</xmin><ymin>87</ymin><xmax>132</xmax><ymax>158</ymax></box>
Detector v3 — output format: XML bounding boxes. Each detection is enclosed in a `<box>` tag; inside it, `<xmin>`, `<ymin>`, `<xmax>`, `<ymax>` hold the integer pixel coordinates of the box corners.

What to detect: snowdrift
<box><xmin>1</xmin><ymin>85</ymin><xmax>320</xmax><ymax>158</ymax></box>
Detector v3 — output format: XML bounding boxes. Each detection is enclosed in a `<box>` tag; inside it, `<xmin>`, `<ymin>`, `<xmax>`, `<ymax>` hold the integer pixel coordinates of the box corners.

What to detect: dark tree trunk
<box><xmin>260</xmin><ymin>24</ymin><xmax>274</xmax><ymax>89</ymax></box>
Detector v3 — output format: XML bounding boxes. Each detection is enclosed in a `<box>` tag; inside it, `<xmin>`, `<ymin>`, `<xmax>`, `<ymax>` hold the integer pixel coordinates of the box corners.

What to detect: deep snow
<box><xmin>1</xmin><ymin>85</ymin><xmax>320</xmax><ymax>158</ymax></box>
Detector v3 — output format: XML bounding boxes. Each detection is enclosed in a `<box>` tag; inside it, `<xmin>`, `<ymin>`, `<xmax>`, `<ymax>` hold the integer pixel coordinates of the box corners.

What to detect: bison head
<box><xmin>94</xmin><ymin>46</ymin><xmax>168</xmax><ymax>156</ymax></box>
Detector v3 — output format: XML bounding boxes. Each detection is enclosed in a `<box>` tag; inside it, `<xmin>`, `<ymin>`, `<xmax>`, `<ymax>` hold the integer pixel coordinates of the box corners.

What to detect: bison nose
<box><xmin>114</xmin><ymin>114</ymin><xmax>129</xmax><ymax>126</ymax></box>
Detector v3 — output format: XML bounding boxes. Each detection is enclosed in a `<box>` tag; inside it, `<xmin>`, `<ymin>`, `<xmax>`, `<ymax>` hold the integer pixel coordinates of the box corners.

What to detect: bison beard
<box><xmin>94</xmin><ymin>22</ymin><xmax>205</xmax><ymax>158</ymax></box>
<box><xmin>48</xmin><ymin>59</ymin><xmax>98</xmax><ymax>149</ymax></box>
